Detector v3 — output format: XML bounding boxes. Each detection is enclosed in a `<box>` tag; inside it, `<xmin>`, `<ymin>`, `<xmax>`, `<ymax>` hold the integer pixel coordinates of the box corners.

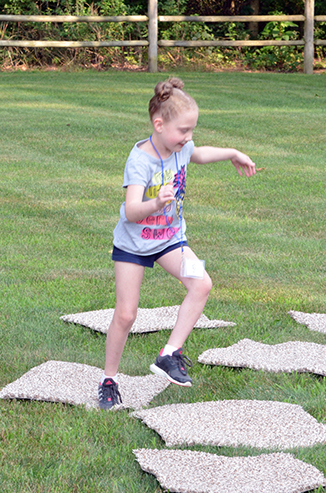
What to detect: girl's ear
<box><xmin>153</xmin><ymin>116</ymin><xmax>163</xmax><ymax>133</ymax></box>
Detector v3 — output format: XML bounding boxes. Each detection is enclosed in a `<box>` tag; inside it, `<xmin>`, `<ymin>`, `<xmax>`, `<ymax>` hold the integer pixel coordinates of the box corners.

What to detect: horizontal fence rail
<box><xmin>0</xmin><ymin>15</ymin><xmax>148</xmax><ymax>23</ymax></box>
<box><xmin>158</xmin><ymin>40</ymin><xmax>305</xmax><ymax>47</ymax></box>
<box><xmin>0</xmin><ymin>40</ymin><xmax>149</xmax><ymax>48</ymax></box>
<box><xmin>0</xmin><ymin>0</ymin><xmax>324</xmax><ymax>73</ymax></box>
<box><xmin>158</xmin><ymin>15</ymin><xmax>306</xmax><ymax>22</ymax></box>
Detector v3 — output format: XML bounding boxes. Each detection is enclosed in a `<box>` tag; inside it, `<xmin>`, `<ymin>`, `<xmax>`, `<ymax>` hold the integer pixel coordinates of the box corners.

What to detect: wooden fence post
<box><xmin>304</xmin><ymin>0</ymin><xmax>314</xmax><ymax>74</ymax></box>
<box><xmin>148</xmin><ymin>0</ymin><xmax>158</xmax><ymax>72</ymax></box>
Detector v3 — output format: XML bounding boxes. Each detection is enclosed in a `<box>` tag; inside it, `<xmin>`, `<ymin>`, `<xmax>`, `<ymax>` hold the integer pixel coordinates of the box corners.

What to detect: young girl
<box><xmin>98</xmin><ymin>77</ymin><xmax>255</xmax><ymax>409</ymax></box>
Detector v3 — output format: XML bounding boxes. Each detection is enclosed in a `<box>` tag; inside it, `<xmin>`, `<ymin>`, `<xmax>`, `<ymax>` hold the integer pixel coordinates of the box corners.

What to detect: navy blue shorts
<box><xmin>112</xmin><ymin>242</ymin><xmax>188</xmax><ymax>268</ymax></box>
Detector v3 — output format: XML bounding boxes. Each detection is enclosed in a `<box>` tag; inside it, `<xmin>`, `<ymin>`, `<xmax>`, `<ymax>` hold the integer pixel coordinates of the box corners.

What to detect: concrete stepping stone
<box><xmin>289</xmin><ymin>310</ymin><xmax>326</xmax><ymax>334</ymax></box>
<box><xmin>133</xmin><ymin>400</ymin><xmax>326</xmax><ymax>449</ymax></box>
<box><xmin>133</xmin><ymin>449</ymin><xmax>326</xmax><ymax>493</ymax></box>
<box><xmin>0</xmin><ymin>360</ymin><xmax>169</xmax><ymax>410</ymax></box>
<box><xmin>198</xmin><ymin>338</ymin><xmax>326</xmax><ymax>376</ymax></box>
<box><xmin>60</xmin><ymin>305</ymin><xmax>235</xmax><ymax>334</ymax></box>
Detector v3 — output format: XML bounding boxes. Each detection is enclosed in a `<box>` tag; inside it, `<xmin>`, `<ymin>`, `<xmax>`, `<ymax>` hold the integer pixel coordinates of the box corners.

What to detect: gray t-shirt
<box><xmin>113</xmin><ymin>139</ymin><xmax>195</xmax><ymax>256</ymax></box>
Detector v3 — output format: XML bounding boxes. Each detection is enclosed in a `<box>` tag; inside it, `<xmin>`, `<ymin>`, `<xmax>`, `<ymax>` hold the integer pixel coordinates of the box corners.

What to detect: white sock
<box><xmin>162</xmin><ymin>344</ymin><xmax>178</xmax><ymax>357</ymax></box>
<box><xmin>101</xmin><ymin>373</ymin><xmax>118</xmax><ymax>384</ymax></box>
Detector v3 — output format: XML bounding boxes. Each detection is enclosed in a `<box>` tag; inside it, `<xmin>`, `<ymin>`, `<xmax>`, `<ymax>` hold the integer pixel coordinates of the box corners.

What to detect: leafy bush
<box><xmin>0</xmin><ymin>0</ymin><xmax>147</xmax><ymax>69</ymax></box>
<box><xmin>243</xmin><ymin>12</ymin><xmax>303</xmax><ymax>72</ymax></box>
<box><xmin>0</xmin><ymin>1</ymin><xmax>324</xmax><ymax>71</ymax></box>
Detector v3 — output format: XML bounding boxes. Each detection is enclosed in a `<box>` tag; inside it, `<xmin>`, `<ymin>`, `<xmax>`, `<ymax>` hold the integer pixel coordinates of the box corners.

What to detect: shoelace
<box><xmin>102</xmin><ymin>381</ymin><xmax>122</xmax><ymax>405</ymax></box>
<box><xmin>175</xmin><ymin>352</ymin><xmax>193</xmax><ymax>370</ymax></box>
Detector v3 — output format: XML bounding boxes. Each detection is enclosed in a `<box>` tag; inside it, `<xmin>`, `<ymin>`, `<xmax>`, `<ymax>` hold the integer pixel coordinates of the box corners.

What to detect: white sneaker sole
<box><xmin>150</xmin><ymin>363</ymin><xmax>192</xmax><ymax>387</ymax></box>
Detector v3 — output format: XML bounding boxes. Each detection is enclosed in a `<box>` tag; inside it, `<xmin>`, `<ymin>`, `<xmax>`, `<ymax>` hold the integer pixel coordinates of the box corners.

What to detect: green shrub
<box><xmin>0</xmin><ymin>1</ymin><xmax>324</xmax><ymax>71</ymax></box>
<box><xmin>243</xmin><ymin>12</ymin><xmax>304</xmax><ymax>72</ymax></box>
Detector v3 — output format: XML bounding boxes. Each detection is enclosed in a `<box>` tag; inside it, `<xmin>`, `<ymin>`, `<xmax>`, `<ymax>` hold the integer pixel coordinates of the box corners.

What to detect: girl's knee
<box><xmin>189</xmin><ymin>273</ymin><xmax>212</xmax><ymax>298</ymax></box>
<box><xmin>203</xmin><ymin>274</ymin><xmax>213</xmax><ymax>296</ymax></box>
<box><xmin>113</xmin><ymin>307</ymin><xmax>137</xmax><ymax>331</ymax></box>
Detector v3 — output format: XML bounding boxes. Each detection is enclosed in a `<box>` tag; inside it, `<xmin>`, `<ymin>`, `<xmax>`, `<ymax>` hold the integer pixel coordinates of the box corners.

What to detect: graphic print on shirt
<box><xmin>145</xmin><ymin>169</ymin><xmax>174</xmax><ymax>199</ymax></box>
<box><xmin>140</xmin><ymin>165</ymin><xmax>186</xmax><ymax>240</ymax></box>
<box><xmin>174</xmin><ymin>164</ymin><xmax>186</xmax><ymax>220</ymax></box>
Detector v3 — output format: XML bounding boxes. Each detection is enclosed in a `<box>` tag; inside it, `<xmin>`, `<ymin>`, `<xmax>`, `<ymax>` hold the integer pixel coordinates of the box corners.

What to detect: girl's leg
<box><xmin>104</xmin><ymin>261</ymin><xmax>145</xmax><ymax>376</ymax></box>
<box><xmin>156</xmin><ymin>246</ymin><xmax>212</xmax><ymax>348</ymax></box>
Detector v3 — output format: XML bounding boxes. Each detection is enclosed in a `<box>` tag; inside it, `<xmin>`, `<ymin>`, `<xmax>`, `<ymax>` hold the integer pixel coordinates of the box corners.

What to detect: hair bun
<box><xmin>149</xmin><ymin>76</ymin><xmax>195</xmax><ymax>122</ymax></box>
<box><xmin>155</xmin><ymin>77</ymin><xmax>185</xmax><ymax>102</ymax></box>
<box><xmin>168</xmin><ymin>77</ymin><xmax>184</xmax><ymax>90</ymax></box>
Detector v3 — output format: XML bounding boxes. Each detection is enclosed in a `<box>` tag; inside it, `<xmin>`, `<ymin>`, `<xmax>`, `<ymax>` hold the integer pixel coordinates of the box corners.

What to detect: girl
<box><xmin>98</xmin><ymin>77</ymin><xmax>255</xmax><ymax>409</ymax></box>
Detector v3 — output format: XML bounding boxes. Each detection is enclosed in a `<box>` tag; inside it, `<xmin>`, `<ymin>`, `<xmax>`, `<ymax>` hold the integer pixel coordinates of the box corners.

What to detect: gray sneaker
<box><xmin>150</xmin><ymin>347</ymin><xmax>193</xmax><ymax>386</ymax></box>
<box><xmin>98</xmin><ymin>378</ymin><xmax>122</xmax><ymax>410</ymax></box>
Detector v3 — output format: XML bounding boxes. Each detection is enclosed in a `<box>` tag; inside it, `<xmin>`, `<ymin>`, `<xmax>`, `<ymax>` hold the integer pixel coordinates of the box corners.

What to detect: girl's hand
<box><xmin>231</xmin><ymin>151</ymin><xmax>256</xmax><ymax>177</ymax></box>
<box><xmin>156</xmin><ymin>181</ymin><xmax>175</xmax><ymax>209</ymax></box>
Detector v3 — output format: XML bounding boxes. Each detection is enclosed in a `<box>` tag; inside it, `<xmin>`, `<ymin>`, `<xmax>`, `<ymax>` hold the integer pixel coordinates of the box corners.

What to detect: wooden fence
<box><xmin>0</xmin><ymin>0</ymin><xmax>324</xmax><ymax>73</ymax></box>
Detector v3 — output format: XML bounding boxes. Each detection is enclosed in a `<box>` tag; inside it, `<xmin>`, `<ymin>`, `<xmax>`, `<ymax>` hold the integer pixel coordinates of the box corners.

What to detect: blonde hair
<box><xmin>149</xmin><ymin>77</ymin><xmax>198</xmax><ymax>122</ymax></box>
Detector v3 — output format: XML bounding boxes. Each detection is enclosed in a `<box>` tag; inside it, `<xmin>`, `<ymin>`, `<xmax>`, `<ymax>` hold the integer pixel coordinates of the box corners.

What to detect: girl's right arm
<box><xmin>125</xmin><ymin>183</ymin><xmax>175</xmax><ymax>223</ymax></box>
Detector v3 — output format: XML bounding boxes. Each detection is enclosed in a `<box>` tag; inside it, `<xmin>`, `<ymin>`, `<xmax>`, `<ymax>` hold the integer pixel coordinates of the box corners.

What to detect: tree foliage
<box><xmin>0</xmin><ymin>0</ymin><xmax>325</xmax><ymax>71</ymax></box>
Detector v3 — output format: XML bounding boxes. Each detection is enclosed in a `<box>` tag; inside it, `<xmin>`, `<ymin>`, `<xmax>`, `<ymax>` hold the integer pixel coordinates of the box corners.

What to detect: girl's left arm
<box><xmin>190</xmin><ymin>146</ymin><xmax>255</xmax><ymax>177</ymax></box>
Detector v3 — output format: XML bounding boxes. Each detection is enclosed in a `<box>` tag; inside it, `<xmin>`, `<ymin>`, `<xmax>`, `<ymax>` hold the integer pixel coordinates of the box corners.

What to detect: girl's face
<box><xmin>157</xmin><ymin>108</ymin><xmax>199</xmax><ymax>156</ymax></box>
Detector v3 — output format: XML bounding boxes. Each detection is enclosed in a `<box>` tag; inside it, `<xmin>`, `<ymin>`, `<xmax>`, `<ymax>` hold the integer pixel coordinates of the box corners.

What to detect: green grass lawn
<box><xmin>0</xmin><ymin>70</ymin><xmax>326</xmax><ymax>492</ymax></box>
